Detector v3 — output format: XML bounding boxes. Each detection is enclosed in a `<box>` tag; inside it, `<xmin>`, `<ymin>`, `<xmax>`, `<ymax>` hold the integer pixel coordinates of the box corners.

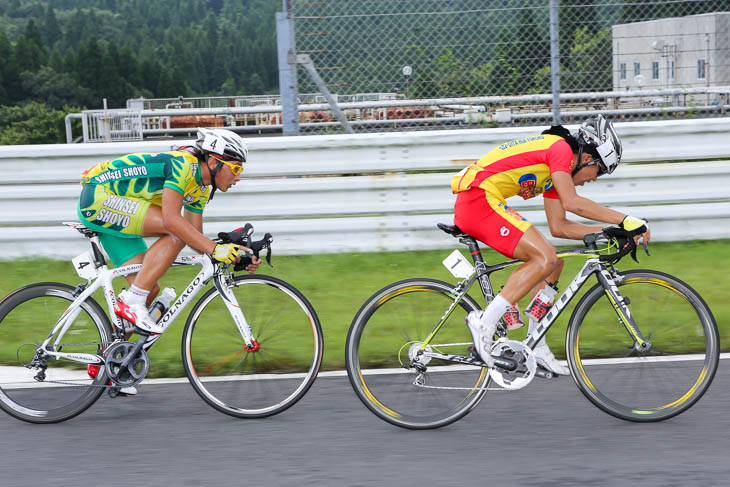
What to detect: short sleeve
<box><xmin>545</xmin><ymin>139</ymin><xmax>574</xmax><ymax>175</ymax></box>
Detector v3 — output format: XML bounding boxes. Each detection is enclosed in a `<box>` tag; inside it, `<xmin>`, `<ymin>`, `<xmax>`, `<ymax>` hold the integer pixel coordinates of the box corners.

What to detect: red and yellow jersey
<box><xmin>451</xmin><ymin>134</ymin><xmax>574</xmax><ymax>201</ymax></box>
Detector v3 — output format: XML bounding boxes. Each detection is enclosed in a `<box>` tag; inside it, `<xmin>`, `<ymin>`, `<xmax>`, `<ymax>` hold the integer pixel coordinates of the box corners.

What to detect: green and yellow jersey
<box><xmin>77</xmin><ymin>151</ymin><xmax>210</xmax><ymax>239</ymax></box>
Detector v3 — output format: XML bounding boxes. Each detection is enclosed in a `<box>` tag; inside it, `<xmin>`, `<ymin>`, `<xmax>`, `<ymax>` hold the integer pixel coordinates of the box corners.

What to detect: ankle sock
<box><xmin>122</xmin><ymin>285</ymin><xmax>150</xmax><ymax>306</ymax></box>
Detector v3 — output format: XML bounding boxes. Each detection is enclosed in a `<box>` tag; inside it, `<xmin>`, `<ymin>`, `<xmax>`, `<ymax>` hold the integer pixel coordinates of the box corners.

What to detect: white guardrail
<box><xmin>1</xmin><ymin>118</ymin><xmax>729</xmax><ymax>260</ymax></box>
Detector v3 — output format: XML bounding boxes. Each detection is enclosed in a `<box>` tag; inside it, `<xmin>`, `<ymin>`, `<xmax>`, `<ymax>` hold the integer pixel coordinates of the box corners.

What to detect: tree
<box><xmin>0</xmin><ymin>102</ymin><xmax>78</xmax><ymax>145</ymax></box>
<box><xmin>20</xmin><ymin>67</ymin><xmax>94</xmax><ymax>108</ymax></box>
<box><xmin>562</xmin><ymin>26</ymin><xmax>612</xmax><ymax>92</ymax></box>
<box><xmin>42</xmin><ymin>4</ymin><xmax>61</xmax><ymax>47</ymax></box>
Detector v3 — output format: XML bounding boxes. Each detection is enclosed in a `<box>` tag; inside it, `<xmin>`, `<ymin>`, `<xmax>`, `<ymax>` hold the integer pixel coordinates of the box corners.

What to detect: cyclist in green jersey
<box><xmin>78</xmin><ymin>128</ymin><xmax>260</xmax><ymax>341</ymax></box>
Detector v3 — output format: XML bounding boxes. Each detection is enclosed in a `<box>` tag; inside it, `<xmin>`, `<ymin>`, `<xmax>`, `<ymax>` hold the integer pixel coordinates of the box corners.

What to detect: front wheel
<box><xmin>182</xmin><ymin>275</ymin><xmax>323</xmax><ymax>418</ymax></box>
<box><xmin>566</xmin><ymin>269</ymin><xmax>719</xmax><ymax>422</ymax></box>
<box><xmin>0</xmin><ymin>283</ymin><xmax>113</xmax><ymax>423</ymax></box>
<box><xmin>346</xmin><ymin>278</ymin><xmax>488</xmax><ymax>429</ymax></box>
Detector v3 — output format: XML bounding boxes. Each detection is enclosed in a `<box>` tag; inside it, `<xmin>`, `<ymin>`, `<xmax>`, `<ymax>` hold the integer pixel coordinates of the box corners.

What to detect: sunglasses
<box><xmin>583</xmin><ymin>158</ymin><xmax>607</xmax><ymax>177</ymax></box>
<box><xmin>210</xmin><ymin>154</ymin><xmax>244</xmax><ymax>176</ymax></box>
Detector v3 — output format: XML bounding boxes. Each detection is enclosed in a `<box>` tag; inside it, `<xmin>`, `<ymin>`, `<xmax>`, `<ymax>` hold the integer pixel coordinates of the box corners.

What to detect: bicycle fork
<box><xmin>213</xmin><ymin>275</ymin><xmax>260</xmax><ymax>352</ymax></box>
<box><xmin>595</xmin><ymin>269</ymin><xmax>651</xmax><ymax>352</ymax></box>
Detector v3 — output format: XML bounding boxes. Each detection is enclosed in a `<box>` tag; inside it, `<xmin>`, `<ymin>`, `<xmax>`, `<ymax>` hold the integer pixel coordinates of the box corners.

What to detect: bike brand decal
<box><xmin>527</xmin><ymin>264</ymin><xmax>594</xmax><ymax>345</ymax></box>
<box><xmin>164</xmin><ymin>276</ymin><xmax>201</xmax><ymax>322</ymax></box>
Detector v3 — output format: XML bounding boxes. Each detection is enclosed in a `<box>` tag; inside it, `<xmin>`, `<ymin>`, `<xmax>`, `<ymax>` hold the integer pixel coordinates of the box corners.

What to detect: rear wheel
<box><xmin>566</xmin><ymin>270</ymin><xmax>719</xmax><ymax>422</ymax></box>
<box><xmin>182</xmin><ymin>275</ymin><xmax>323</xmax><ymax>418</ymax></box>
<box><xmin>0</xmin><ymin>283</ymin><xmax>113</xmax><ymax>423</ymax></box>
<box><xmin>346</xmin><ymin>278</ymin><xmax>488</xmax><ymax>429</ymax></box>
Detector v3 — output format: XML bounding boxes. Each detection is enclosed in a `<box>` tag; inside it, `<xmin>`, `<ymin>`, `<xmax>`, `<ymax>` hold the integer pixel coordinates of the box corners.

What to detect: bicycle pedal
<box><xmin>535</xmin><ymin>365</ymin><xmax>556</xmax><ymax>380</ymax></box>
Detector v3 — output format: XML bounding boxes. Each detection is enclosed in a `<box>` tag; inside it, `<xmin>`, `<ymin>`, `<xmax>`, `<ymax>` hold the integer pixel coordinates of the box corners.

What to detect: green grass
<box><xmin>0</xmin><ymin>239</ymin><xmax>728</xmax><ymax>377</ymax></box>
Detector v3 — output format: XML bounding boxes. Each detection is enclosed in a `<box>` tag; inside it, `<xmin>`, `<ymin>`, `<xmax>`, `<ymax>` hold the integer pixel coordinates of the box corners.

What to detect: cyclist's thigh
<box><xmin>140</xmin><ymin>204</ymin><xmax>170</xmax><ymax>237</ymax></box>
<box><xmin>511</xmin><ymin>226</ymin><xmax>558</xmax><ymax>263</ymax></box>
<box><xmin>454</xmin><ymin>189</ymin><xmax>532</xmax><ymax>258</ymax></box>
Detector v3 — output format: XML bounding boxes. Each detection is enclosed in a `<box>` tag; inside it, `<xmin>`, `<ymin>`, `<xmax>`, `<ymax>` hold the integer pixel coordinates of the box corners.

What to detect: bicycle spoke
<box><xmin>568</xmin><ymin>270</ymin><xmax>718</xmax><ymax>422</ymax></box>
<box><xmin>346</xmin><ymin>278</ymin><xmax>488</xmax><ymax>429</ymax></box>
<box><xmin>183</xmin><ymin>275</ymin><xmax>322</xmax><ymax>418</ymax></box>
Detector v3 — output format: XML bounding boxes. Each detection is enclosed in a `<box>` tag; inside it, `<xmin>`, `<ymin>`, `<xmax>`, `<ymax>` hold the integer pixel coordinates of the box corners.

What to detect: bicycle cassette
<box><xmin>105</xmin><ymin>341</ymin><xmax>150</xmax><ymax>387</ymax></box>
<box><xmin>489</xmin><ymin>339</ymin><xmax>536</xmax><ymax>390</ymax></box>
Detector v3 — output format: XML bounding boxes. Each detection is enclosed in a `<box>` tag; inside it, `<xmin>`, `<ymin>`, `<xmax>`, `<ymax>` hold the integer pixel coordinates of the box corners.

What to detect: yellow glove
<box><xmin>210</xmin><ymin>243</ymin><xmax>240</xmax><ymax>264</ymax></box>
<box><xmin>620</xmin><ymin>216</ymin><xmax>648</xmax><ymax>233</ymax></box>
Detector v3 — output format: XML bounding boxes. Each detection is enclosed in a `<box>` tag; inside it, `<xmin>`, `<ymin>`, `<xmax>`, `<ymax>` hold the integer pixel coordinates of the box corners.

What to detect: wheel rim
<box><xmin>348</xmin><ymin>281</ymin><xmax>488</xmax><ymax>428</ymax></box>
<box><xmin>569</xmin><ymin>273</ymin><xmax>718</xmax><ymax>420</ymax></box>
<box><xmin>0</xmin><ymin>286</ymin><xmax>109</xmax><ymax>422</ymax></box>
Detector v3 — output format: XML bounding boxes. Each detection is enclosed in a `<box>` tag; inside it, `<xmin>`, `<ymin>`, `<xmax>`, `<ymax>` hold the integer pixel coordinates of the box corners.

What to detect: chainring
<box><xmin>105</xmin><ymin>341</ymin><xmax>150</xmax><ymax>387</ymax></box>
<box><xmin>489</xmin><ymin>339</ymin><xmax>536</xmax><ymax>390</ymax></box>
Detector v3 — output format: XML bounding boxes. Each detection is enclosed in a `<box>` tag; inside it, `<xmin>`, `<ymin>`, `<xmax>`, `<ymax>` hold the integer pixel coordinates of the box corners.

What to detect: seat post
<box><xmin>459</xmin><ymin>236</ymin><xmax>484</xmax><ymax>265</ymax></box>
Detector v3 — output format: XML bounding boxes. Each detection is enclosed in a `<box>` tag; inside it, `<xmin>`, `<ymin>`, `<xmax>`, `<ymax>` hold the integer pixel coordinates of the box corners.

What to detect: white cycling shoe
<box><xmin>465</xmin><ymin>310</ymin><xmax>497</xmax><ymax>367</ymax></box>
<box><xmin>118</xmin><ymin>386</ymin><xmax>138</xmax><ymax>396</ymax></box>
<box><xmin>532</xmin><ymin>343</ymin><xmax>570</xmax><ymax>376</ymax></box>
<box><xmin>114</xmin><ymin>299</ymin><xmax>164</xmax><ymax>334</ymax></box>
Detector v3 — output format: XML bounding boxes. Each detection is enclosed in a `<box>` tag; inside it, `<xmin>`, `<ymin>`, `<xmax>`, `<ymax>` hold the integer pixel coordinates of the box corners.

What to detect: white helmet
<box><xmin>575</xmin><ymin>115</ymin><xmax>622</xmax><ymax>175</ymax></box>
<box><xmin>195</xmin><ymin>128</ymin><xmax>248</xmax><ymax>162</ymax></box>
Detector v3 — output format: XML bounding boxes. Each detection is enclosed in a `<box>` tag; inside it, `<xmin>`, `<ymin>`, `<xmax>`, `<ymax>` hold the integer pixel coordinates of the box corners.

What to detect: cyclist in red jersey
<box><xmin>452</xmin><ymin>116</ymin><xmax>650</xmax><ymax>375</ymax></box>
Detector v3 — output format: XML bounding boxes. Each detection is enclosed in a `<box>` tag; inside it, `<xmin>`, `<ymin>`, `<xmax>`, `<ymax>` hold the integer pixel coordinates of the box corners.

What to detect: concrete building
<box><xmin>612</xmin><ymin>12</ymin><xmax>730</xmax><ymax>92</ymax></box>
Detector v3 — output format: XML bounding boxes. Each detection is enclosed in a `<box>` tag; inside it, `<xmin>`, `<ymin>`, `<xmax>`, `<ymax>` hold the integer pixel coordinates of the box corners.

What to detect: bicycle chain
<box><xmin>412</xmin><ymin>374</ymin><xmax>512</xmax><ymax>392</ymax></box>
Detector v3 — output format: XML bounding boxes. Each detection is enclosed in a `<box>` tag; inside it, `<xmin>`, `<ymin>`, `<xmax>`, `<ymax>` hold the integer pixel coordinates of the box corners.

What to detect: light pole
<box><xmin>402</xmin><ymin>65</ymin><xmax>412</xmax><ymax>98</ymax></box>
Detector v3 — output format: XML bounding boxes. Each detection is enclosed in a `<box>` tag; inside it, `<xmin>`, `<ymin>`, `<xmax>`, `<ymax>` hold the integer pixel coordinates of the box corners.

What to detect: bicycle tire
<box><xmin>345</xmin><ymin>278</ymin><xmax>488</xmax><ymax>429</ymax></box>
<box><xmin>182</xmin><ymin>274</ymin><xmax>323</xmax><ymax>418</ymax></box>
<box><xmin>566</xmin><ymin>269</ymin><xmax>719</xmax><ymax>422</ymax></box>
<box><xmin>0</xmin><ymin>282</ymin><xmax>113</xmax><ymax>424</ymax></box>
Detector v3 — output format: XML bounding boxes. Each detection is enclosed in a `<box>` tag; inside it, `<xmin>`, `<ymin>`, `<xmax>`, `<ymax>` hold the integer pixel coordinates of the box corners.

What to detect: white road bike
<box><xmin>0</xmin><ymin>223</ymin><xmax>323</xmax><ymax>423</ymax></box>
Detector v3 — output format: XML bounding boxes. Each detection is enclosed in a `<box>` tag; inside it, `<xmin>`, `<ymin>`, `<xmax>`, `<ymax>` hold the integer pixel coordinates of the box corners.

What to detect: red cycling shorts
<box><xmin>454</xmin><ymin>188</ymin><xmax>532</xmax><ymax>259</ymax></box>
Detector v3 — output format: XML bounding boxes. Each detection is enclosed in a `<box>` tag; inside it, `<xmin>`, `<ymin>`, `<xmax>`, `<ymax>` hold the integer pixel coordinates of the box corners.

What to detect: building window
<box><xmin>652</xmin><ymin>61</ymin><xmax>659</xmax><ymax>80</ymax></box>
<box><xmin>634</xmin><ymin>62</ymin><xmax>641</xmax><ymax>76</ymax></box>
<box><xmin>698</xmin><ymin>58</ymin><xmax>706</xmax><ymax>79</ymax></box>
<box><xmin>670</xmin><ymin>60</ymin><xmax>675</xmax><ymax>80</ymax></box>
<box><xmin>620</xmin><ymin>63</ymin><xmax>627</xmax><ymax>80</ymax></box>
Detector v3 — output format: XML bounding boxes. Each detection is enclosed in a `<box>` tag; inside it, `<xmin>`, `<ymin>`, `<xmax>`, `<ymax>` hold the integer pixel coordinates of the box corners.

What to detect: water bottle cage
<box><xmin>526</xmin><ymin>300</ymin><xmax>552</xmax><ymax>321</ymax></box>
<box><xmin>503</xmin><ymin>304</ymin><xmax>524</xmax><ymax>330</ymax></box>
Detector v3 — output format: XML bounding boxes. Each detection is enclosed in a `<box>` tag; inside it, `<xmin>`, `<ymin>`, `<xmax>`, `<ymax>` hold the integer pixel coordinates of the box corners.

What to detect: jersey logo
<box><xmin>500</xmin><ymin>226</ymin><xmax>510</xmax><ymax>237</ymax></box>
<box><xmin>518</xmin><ymin>174</ymin><xmax>538</xmax><ymax>199</ymax></box>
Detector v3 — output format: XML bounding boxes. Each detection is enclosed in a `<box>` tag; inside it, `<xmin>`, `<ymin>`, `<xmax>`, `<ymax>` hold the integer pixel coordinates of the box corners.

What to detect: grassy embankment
<box><xmin>0</xmin><ymin>239</ymin><xmax>727</xmax><ymax>377</ymax></box>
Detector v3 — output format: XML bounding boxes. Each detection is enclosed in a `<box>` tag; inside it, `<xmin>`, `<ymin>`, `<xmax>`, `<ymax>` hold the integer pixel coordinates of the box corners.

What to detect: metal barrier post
<box><xmin>277</xmin><ymin>1</ymin><xmax>300</xmax><ymax>136</ymax></box>
<box><xmin>549</xmin><ymin>0</ymin><xmax>561</xmax><ymax>125</ymax></box>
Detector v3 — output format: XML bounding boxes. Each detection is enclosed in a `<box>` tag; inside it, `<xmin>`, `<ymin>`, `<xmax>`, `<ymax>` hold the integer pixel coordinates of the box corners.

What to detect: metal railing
<box><xmin>4</xmin><ymin>118</ymin><xmax>730</xmax><ymax>260</ymax></box>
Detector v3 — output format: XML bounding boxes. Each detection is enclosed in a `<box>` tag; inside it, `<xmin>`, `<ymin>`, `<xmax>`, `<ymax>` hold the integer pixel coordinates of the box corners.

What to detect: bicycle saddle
<box><xmin>437</xmin><ymin>223</ymin><xmax>471</xmax><ymax>239</ymax></box>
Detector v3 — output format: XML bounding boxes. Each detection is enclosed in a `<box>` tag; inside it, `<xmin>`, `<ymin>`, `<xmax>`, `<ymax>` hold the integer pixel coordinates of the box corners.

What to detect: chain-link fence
<box><xmin>283</xmin><ymin>0</ymin><xmax>730</xmax><ymax>134</ymax></box>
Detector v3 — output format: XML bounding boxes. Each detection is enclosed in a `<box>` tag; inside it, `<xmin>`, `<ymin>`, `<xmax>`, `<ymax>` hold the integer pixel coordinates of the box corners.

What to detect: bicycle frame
<box><xmin>419</xmin><ymin>236</ymin><xmax>651</xmax><ymax>364</ymax></box>
<box><xmin>39</xmin><ymin>233</ymin><xmax>257</xmax><ymax>366</ymax></box>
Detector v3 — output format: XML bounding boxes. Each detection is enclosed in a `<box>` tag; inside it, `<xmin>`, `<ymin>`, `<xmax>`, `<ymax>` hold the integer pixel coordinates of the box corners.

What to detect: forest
<box><xmin>1</xmin><ymin>0</ymin><xmax>727</xmax><ymax>144</ymax></box>
<box><xmin>0</xmin><ymin>0</ymin><xmax>278</xmax><ymax>143</ymax></box>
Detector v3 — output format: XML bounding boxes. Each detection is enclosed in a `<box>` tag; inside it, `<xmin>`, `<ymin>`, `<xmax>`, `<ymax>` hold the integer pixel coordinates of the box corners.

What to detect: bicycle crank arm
<box><xmin>423</xmin><ymin>351</ymin><xmax>518</xmax><ymax>371</ymax></box>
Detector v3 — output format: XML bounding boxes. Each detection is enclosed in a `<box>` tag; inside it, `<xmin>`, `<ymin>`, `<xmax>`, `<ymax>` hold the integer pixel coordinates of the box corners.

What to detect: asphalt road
<box><xmin>2</xmin><ymin>362</ymin><xmax>729</xmax><ymax>487</ymax></box>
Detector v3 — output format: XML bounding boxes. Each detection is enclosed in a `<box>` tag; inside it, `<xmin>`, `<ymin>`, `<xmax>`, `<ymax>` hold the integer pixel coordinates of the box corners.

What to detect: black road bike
<box><xmin>345</xmin><ymin>224</ymin><xmax>719</xmax><ymax>429</ymax></box>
